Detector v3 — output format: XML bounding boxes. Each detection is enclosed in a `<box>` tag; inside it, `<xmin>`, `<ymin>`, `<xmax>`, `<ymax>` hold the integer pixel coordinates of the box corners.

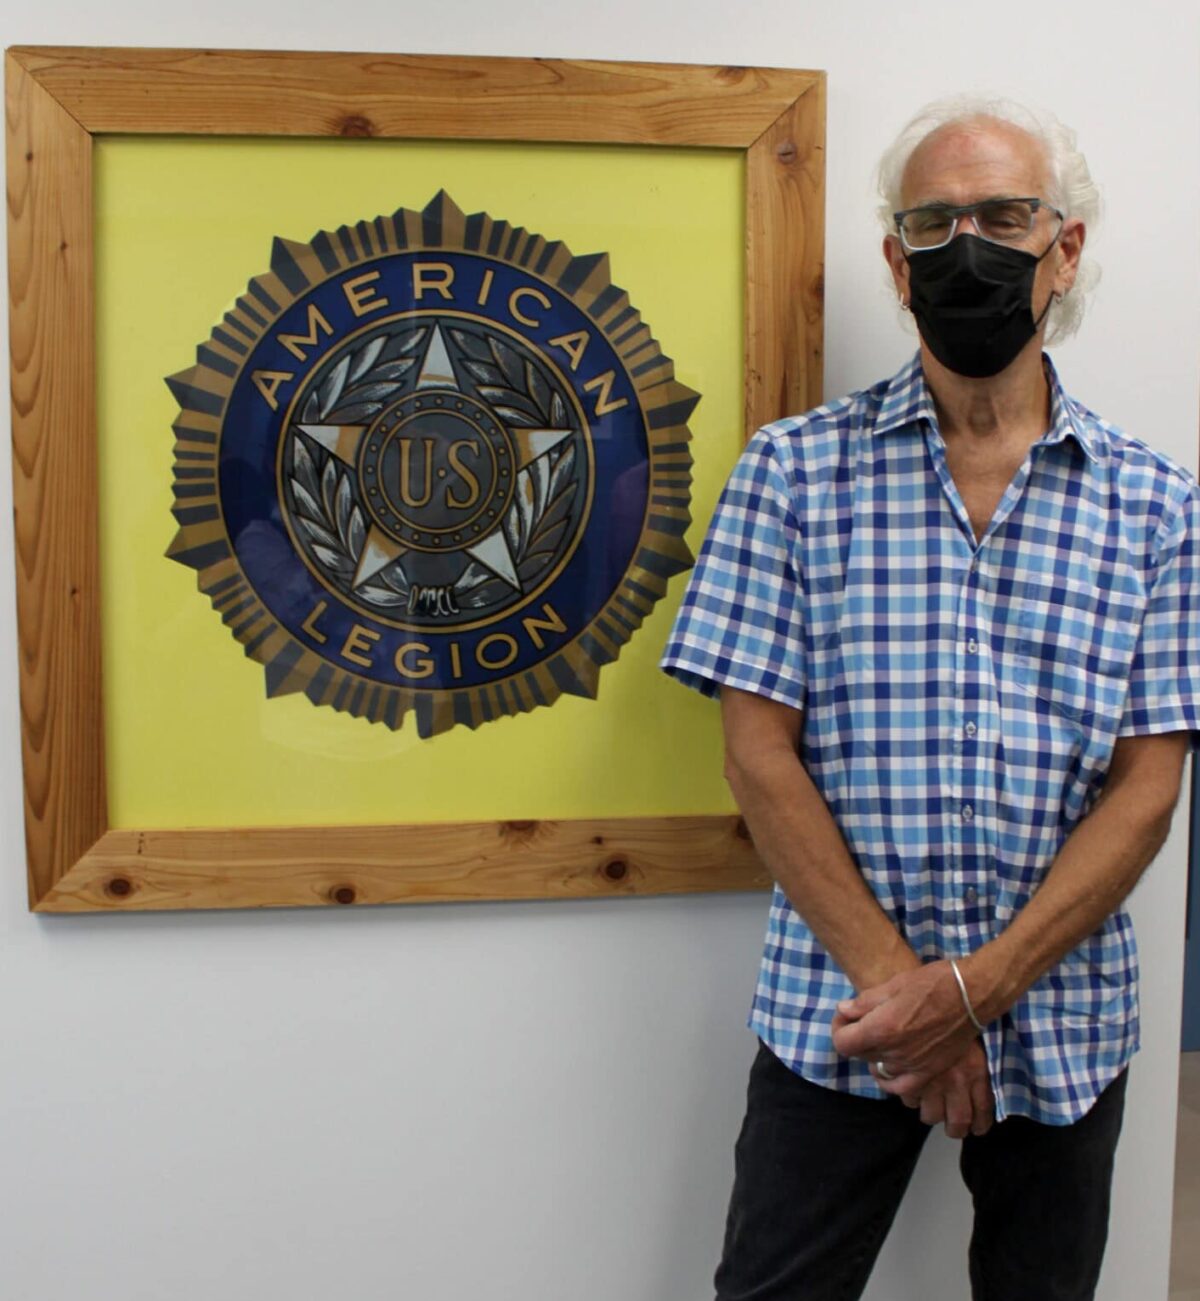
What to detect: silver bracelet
<box><xmin>949</xmin><ymin>958</ymin><xmax>985</xmax><ymax>1033</ymax></box>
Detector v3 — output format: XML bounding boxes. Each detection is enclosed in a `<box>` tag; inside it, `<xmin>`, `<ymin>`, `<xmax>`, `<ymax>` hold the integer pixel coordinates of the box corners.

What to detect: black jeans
<box><xmin>715</xmin><ymin>1041</ymin><xmax>1128</xmax><ymax>1301</ymax></box>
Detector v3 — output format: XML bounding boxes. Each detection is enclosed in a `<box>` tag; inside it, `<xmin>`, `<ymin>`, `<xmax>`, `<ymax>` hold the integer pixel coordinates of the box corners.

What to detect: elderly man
<box><xmin>662</xmin><ymin>97</ymin><xmax>1200</xmax><ymax>1300</ymax></box>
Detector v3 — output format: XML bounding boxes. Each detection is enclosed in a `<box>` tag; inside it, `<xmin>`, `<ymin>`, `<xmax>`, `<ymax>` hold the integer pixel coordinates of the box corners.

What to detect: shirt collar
<box><xmin>873</xmin><ymin>352</ymin><xmax>1103</xmax><ymax>466</ymax></box>
<box><xmin>1039</xmin><ymin>355</ymin><xmax>1103</xmax><ymax>465</ymax></box>
<box><xmin>872</xmin><ymin>353</ymin><xmax>938</xmax><ymax>437</ymax></box>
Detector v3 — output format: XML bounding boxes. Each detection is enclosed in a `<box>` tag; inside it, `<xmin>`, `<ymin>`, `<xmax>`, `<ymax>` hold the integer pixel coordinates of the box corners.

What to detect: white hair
<box><xmin>876</xmin><ymin>94</ymin><xmax>1101</xmax><ymax>344</ymax></box>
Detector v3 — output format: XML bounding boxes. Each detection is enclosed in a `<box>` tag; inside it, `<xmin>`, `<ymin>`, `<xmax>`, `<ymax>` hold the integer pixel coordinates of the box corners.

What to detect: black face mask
<box><xmin>905</xmin><ymin>234</ymin><xmax>1056</xmax><ymax>379</ymax></box>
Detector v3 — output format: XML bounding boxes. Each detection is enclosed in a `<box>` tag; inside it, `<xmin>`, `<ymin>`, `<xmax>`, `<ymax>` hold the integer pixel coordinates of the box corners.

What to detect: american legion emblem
<box><xmin>166</xmin><ymin>193</ymin><xmax>697</xmax><ymax>738</ymax></box>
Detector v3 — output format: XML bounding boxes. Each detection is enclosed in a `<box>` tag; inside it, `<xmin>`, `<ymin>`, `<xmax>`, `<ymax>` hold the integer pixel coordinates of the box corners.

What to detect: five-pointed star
<box><xmin>297</xmin><ymin>325</ymin><xmax>574</xmax><ymax>593</ymax></box>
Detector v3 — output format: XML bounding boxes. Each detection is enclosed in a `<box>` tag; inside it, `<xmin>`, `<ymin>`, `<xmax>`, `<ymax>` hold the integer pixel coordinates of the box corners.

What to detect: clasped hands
<box><xmin>831</xmin><ymin>961</ymin><xmax>995</xmax><ymax>1138</ymax></box>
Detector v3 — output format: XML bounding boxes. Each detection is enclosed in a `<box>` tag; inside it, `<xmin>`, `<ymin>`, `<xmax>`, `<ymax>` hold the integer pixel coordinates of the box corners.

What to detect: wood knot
<box><xmin>331</xmin><ymin>885</ymin><xmax>357</xmax><ymax>905</ymax></box>
<box><xmin>106</xmin><ymin>876</ymin><xmax>134</xmax><ymax>899</ymax></box>
<box><xmin>775</xmin><ymin>140</ymin><xmax>798</xmax><ymax>165</ymax></box>
<box><xmin>337</xmin><ymin>114</ymin><xmax>377</xmax><ymax>138</ymax></box>
<box><xmin>602</xmin><ymin>859</ymin><xmax>628</xmax><ymax>883</ymax></box>
<box><xmin>501</xmin><ymin>819</ymin><xmax>543</xmax><ymax>844</ymax></box>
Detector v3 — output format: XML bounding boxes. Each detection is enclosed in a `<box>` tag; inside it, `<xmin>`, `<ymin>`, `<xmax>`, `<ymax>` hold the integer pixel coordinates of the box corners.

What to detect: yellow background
<box><xmin>95</xmin><ymin>137</ymin><xmax>744</xmax><ymax>828</ymax></box>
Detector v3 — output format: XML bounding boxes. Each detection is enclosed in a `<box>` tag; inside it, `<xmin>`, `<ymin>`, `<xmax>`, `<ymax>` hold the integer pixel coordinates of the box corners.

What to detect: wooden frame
<box><xmin>6</xmin><ymin>47</ymin><xmax>825</xmax><ymax>912</ymax></box>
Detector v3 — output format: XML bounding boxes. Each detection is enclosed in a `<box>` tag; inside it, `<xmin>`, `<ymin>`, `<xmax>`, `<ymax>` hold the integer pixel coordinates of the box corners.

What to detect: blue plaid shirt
<box><xmin>662</xmin><ymin>354</ymin><xmax>1200</xmax><ymax>1124</ymax></box>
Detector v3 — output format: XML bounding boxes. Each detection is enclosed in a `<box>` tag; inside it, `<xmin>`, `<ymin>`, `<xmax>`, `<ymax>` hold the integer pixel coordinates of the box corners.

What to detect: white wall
<box><xmin>2</xmin><ymin>4</ymin><xmax>1197</xmax><ymax>1299</ymax></box>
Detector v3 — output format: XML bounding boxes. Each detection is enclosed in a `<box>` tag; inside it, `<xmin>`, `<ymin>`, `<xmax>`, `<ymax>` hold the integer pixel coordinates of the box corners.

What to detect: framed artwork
<box><xmin>6</xmin><ymin>47</ymin><xmax>825</xmax><ymax>912</ymax></box>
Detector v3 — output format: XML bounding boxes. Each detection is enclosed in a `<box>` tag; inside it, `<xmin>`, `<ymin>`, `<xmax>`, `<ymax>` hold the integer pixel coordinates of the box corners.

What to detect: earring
<box><xmin>898</xmin><ymin>294</ymin><xmax>910</xmax><ymax>312</ymax></box>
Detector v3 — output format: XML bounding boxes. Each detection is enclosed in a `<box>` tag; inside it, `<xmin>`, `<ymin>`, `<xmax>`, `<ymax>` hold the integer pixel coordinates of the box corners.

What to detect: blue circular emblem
<box><xmin>167</xmin><ymin>193</ymin><xmax>697</xmax><ymax>737</ymax></box>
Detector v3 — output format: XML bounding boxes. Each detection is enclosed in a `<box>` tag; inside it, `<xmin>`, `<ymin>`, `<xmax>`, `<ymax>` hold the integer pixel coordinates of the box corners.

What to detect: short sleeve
<box><xmin>659</xmin><ymin>428</ymin><xmax>807</xmax><ymax>708</ymax></box>
<box><xmin>1119</xmin><ymin>485</ymin><xmax>1200</xmax><ymax>742</ymax></box>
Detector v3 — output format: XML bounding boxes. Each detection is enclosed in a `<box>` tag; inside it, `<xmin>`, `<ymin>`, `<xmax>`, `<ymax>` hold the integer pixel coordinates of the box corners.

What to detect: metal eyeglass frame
<box><xmin>892</xmin><ymin>196</ymin><xmax>1065</xmax><ymax>252</ymax></box>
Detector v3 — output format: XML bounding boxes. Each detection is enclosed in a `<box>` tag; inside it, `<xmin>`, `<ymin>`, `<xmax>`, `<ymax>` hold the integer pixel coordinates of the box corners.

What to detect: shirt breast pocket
<box><xmin>1012</xmin><ymin>578</ymin><xmax>1138</xmax><ymax>726</ymax></box>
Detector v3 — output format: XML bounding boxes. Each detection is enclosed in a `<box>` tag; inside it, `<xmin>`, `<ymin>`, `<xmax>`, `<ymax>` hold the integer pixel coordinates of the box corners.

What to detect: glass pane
<box><xmin>95</xmin><ymin>136</ymin><xmax>745</xmax><ymax>828</ymax></box>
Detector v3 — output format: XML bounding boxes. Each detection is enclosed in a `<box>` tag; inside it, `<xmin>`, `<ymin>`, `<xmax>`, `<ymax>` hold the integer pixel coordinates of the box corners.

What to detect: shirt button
<box><xmin>962</xmin><ymin>804</ymin><xmax>975</xmax><ymax>822</ymax></box>
<box><xmin>964</xmin><ymin>721</ymin><xmax>977</xmax><ymax>739</ymax></box>
<box><xmin>964</xmin><ymin>886</ymin><xmax>978</xmax><ymax>903</ymax></box>
<box><xmin>967</xmin><ymin>639</ymin><xmax>978</xmax><ymax>655</ymax></box>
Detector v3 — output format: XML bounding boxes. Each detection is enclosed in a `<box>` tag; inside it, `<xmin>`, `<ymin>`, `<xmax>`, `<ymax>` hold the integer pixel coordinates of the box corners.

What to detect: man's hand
<box><xmin>831</xmin><ymin>961</ymin><xmax>977</xmax><ymax>1094</ymax></box>
<box><xmin>884</xmin><ymin>1040</ymin><xmax>994</xmax><ymax>1139</ymax></box>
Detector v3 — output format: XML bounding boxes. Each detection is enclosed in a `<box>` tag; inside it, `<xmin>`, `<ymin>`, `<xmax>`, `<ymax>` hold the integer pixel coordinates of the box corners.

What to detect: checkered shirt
<box><xmin>662</xmin><ymin>353</ymin><xmax>1200</xmax><ymax>1124</ymax></box>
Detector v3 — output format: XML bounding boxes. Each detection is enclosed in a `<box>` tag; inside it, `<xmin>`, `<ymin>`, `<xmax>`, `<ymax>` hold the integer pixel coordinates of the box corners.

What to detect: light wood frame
<box><xmin>6</xmin><ymin>47</ymin><xmax>825</xmax><ymax>913</ymax></box>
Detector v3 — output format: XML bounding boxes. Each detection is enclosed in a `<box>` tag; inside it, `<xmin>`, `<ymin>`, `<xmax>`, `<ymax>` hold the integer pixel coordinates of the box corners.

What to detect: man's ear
<box><xmin>1054</xmin><ymin>217</ymin><xmax>1085</xmax><ymax>297</ymax></box>
<box><xmin>883</xmin><ymin>233</ymin><xmax>910</xmax><ymax>305</ymax></box>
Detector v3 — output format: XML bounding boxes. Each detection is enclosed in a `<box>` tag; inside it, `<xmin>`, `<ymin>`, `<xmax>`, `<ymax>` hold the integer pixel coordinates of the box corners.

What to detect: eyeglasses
<box><xmin>893</xmin><ymin>197</ymin><xmax>1064</xmax><ymax>251</ymax></box>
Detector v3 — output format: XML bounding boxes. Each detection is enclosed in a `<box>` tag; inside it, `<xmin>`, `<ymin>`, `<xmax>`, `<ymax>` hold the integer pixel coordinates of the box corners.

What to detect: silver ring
<box><xmin>874</xmin><ymin>1060</ymin><xmax>896</xmax><ymax>1081</ymax></box>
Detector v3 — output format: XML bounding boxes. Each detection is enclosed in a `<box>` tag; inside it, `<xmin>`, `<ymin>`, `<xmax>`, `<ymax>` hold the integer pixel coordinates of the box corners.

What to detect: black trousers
<box><xmin>715</xmin><ymin>1041</ymin><xmax>1128</xmax><ymax>1301</ymax></box>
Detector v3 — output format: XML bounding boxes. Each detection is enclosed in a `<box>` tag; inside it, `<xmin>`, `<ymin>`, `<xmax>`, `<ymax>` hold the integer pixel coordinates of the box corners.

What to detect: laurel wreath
<box><xmin>301</xmin><ymin>326</ymin><xmax>427</xmax><ymax>425</ymax></box>
<box><xmin>449</xmin><ymin>329</ymin><xmax>581</xmax><ymax>611</ymax></box>
<box><xmin>289</xmin><ymin>437</ymin><xmax>409</xmax><ymax>608</ymax></box>
<box><xmin>287</xmin><ymin>325</ymin><xmax>582</xmax><ymax>616</ymax></box>
<box><xmin>288</xmin><ymin>330</ymin><xmax>427</xmax><ymax>608</ymax></box>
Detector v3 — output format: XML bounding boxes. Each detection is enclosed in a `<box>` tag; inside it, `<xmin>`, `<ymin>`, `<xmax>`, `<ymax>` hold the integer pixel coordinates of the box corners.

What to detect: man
<box><xmin>661</xmin><ymin>96</ymin><xmax>1200</xmax><ymax>1301</ymax></box>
